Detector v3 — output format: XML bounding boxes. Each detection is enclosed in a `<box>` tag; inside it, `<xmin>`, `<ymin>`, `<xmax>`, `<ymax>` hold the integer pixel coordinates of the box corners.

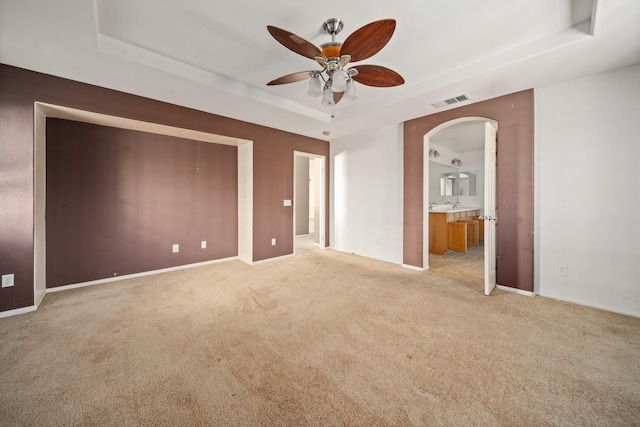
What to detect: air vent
<box><xmin>431</xmin><ymin>94</ymin><xmax>470</xmax><ymax>109</ymax></box>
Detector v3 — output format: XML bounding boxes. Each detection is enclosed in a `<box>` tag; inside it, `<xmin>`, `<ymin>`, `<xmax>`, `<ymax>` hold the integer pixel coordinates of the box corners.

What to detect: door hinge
<box><xmin>495</xmin><ymin>132</ymin><xmax>498</xmax><ymax>164</ymax></box>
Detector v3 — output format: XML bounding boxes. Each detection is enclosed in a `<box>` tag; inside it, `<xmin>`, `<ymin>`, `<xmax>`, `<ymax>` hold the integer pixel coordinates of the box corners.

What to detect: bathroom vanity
<box><xmin>429</xmin><ymin>207</ymin><xmax>481</xmax><ymax>255</ymax></box>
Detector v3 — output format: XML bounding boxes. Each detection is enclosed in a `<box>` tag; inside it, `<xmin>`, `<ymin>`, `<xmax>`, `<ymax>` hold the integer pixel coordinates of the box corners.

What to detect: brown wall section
<box><xmin>404</xmin><ymin>90</ymin><xmax>534</xmax><ymax>291</ymax></box>
<box><xmin>46</xmin><ymin>119</ymin><xmax>238</xmax><ymax>287</ymax></box>
<box><xmin>0</xmin><ymin>64</ymin><xmax>329</xmax><ymax>312</ymax></box>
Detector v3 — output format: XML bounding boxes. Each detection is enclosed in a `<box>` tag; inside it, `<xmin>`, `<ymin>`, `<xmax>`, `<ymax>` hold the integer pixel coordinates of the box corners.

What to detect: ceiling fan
<box><xmin>266</xmin><ymin>18</ymin><xmax>404</xmax><ymax>106</ymax></box>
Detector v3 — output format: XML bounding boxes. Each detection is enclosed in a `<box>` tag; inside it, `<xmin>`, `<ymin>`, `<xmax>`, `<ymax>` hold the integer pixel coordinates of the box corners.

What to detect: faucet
<box><xmin>444</xmin><ymin>201</ymin><xmax>452</xmax><ymax>205</ymax></box>
<box><xmin>453</xmin><ymin>202</ymin><xmax>461</xmax><ymax>209</ymax></box>
<box><xmin>429</xmin><ymin>202</ymin><xmax>438</xmax><ymax>210</ymax></box>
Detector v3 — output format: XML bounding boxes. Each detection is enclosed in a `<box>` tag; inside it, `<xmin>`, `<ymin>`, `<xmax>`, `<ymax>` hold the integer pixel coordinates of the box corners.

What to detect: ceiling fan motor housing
<box><xmin>321</xmin><ymin>42</ymin><xmax>342</xmax><ymax>59</ymax></box>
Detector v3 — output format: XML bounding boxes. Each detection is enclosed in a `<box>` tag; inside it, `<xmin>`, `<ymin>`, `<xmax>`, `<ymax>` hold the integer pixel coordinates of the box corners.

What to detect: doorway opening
<box><xmin>293</xmin><ymin>152</ymin><xmax>326</xmax><ymax>254</ymax></box>
<box><xmin>423</xmin><ymin>117</ymin><xmax>497</xmax><ymax>295</ymax></box>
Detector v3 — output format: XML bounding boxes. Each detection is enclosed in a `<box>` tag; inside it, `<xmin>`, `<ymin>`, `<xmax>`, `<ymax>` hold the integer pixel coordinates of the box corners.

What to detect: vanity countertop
<box><xmin>429</xmin><ymin>206</ymin><xmax>480</xmax><ymax>214</ymax></box>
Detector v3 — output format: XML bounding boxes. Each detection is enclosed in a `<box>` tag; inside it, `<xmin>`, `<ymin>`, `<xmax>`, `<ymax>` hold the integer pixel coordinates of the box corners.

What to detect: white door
<box><xmin>484</xmin><ymin>122</ymin><xmax>498</xmax><ymax>295</ymax></box>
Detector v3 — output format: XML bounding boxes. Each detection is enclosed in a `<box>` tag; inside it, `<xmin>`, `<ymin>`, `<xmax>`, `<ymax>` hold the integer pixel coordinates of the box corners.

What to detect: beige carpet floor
<box><xmin>1</xmin><ymin>244</ymin><xmax>639</xmax><ymax>426</ymax></box>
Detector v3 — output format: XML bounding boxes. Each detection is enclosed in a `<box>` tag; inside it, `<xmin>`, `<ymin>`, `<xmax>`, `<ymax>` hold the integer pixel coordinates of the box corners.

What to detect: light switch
<box><xmin>283</xmin><ymin>199</ymin><xmax>292</xmax><ymax>206</ymax></box>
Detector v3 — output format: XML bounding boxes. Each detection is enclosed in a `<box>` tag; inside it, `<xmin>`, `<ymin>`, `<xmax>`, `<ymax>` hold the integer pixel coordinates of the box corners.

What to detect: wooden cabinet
<box><xmin>447</xmin><ymin>221</ymin><xmax>467</xmax><ymax>252</ymax></box>
<box><xmin>476</xmin><ymin>218</ymin><xmax>484</xmax><ymax>241</ymax></box>
<box><xmin>429</xmin><ymin>209</ymin><xmax>481</xmax><ymax>255</ymax></box>
<box><xmin>460</xmin><ymin>219</ymin><xmax>479</xmax><ymax>247</ymax></box>
<box><xmin>429</xmin><ymin>212</ymin><xmax>448</xmax><ymax>255</ymax></box>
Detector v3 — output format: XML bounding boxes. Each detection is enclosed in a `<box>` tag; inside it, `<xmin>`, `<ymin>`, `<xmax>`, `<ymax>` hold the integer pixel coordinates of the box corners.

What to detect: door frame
<box><xmin>422</xmin><ymin>117</ymin><xmax>498</xmax><ymax>275</ymax></box>
<box><xmin>293</xmin><ymin>151</ymin><xmax>327</xmax><ymax>253</ymax></box>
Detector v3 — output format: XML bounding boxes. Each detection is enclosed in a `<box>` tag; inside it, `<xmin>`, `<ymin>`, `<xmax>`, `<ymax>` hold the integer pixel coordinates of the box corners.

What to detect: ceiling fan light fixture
<box><xmin>331</xmin><ymin>69</ymin><xmax>347</xmax><ymax>92</ymax></box>
<box><xmin>308</xmin><ymin>74</ymin><xmax>322</xmax><ymax>97</ymax></box>
<box><xmin>344</xmin><ymin>79</ymin><xmax>357</xmax><ymax>101</ymax></box>
<box><xmin>267</xmin><ymin>18</ymin><xmax>403</xmax><ymax>107</ymax></box>
<box><xmin>321</xmin><ymin>86</ymin><xmax>335</xmax><ymax>106</ymax></box>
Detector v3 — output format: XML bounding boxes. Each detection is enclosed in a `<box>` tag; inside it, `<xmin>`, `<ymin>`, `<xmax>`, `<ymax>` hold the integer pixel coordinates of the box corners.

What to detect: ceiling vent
<box><xmin>431</xmin><ymin>94</ymin><xmax>470</xmax><ymax>109</ymax></box>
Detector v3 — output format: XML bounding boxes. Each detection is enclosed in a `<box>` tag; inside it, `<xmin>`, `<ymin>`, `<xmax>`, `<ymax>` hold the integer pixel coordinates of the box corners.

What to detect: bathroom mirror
<box><xmin>440</xmin><ymin>171</ymin><xmax>477</xmax><ymax>196</ymax></box>
<box><xmin>429</xmin><ymin>161</ymin><xmax>477</xmax><ymax>196</ymax></box>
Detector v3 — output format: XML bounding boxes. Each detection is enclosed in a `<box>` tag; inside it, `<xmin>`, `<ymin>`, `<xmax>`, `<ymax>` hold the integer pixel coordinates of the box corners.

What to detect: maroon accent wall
<box><xmin>0</xmin><ymin>64</ymin><xmax>329</xmax><ymax>312</ymax></box>
<box><xmin>404</xmin><ymin>90</ymin><xmax>534</xmax><ymax>291</ymax></box>
<box><xmin>46</xmin><ymin>119</ymin><xmax>238</xmax><ymax>287</ymax></box>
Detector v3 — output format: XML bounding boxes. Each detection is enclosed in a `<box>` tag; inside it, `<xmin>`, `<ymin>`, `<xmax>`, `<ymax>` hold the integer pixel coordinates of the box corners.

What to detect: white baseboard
<box><xmin>402</xmin><ymin>264</ymin><xmax>425</xmax><ymax>272</ymax></box>
<box><xmin>538</xmin><ymin>292</ymin><xmax>640</xmax><ymax>319</ymax></box>
<box><xmin>250</xmin><ymin>253</ymin><xmax>294</xmax><ymax>265</ymax></box>
<box><xmin>0</xmin><ymin>305</ymin><xmax>37</xmax><ymax>319</ymax></box>
<box><xmin>496</xmin><ymin>284</ymin><xmax>535</xmax><ymax>297</ymax></box>
<box><xmin>47</xmin><ymin>256</ymin><xmax>239</xmax><ymax>293</ymax></box>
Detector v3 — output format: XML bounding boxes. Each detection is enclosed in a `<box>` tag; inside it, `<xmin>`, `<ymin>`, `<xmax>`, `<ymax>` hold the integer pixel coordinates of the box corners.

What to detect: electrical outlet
<box><xmin>558</xmin><ymin>265</ymin><xmax>567</xmax><ymax>276</ymax></box>
<box><xmin>172</xmin><ymin>244</ymin><xmax>179</xmax><ymax>253</ymax></box>
<box><xmin>271</xmin><ymin>238</ymin><xmax>276</xmax><ymax>246</ymax></box>
<box><xmin>201</xmin><ymin>241</ymin><xmax>207</xmax><ymax>249</ymax></box>
<box><xmin>2</xmin><ymin>274</ymin><xmax>15</xmax><ymax>288</ymax></box>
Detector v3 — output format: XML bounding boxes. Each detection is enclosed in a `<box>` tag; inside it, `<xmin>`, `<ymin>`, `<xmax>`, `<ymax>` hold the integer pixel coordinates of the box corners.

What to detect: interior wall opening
<box><xmin>293</xmin><ymin>152</ymin><xmax>325</xmax><ymax>253</ymax></box>
<box><xmin>33</xmin><ymin>102</ymin><xmax>252</xmax><ymax>304</ymax></box>
<box><xmin>423</xmin><ymin>117</ymin><xmax>497</xmax><ymax>293</ymax></box>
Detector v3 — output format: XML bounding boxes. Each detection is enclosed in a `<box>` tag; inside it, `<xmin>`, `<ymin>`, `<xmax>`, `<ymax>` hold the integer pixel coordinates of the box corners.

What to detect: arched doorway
<box><xmin>423</xmin><ymin>117</ymin><xmax>498</xmax><ymax>294</ymax></box>
<box><xmin>403</xmin><ymin>90</ymin><xmax>535</xmax><ymax>294</ymax></box>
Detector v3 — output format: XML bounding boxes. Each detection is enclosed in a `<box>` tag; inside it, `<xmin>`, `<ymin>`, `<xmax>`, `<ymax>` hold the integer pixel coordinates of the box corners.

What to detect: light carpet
<box><xmin>1</xmin><ymin>246</ymin><xmax>639</xmax><ymax>426</ymax></box>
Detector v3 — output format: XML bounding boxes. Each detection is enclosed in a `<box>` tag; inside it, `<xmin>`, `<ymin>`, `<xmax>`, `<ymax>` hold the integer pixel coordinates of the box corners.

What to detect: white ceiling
<box><xmin>430</xmin><ymin>121</ymin><xmax>487</xmax><ymax>153</ymax></box>
<box><xmin>1</xmin><ymin>0</ymin><xmax>639</xmax><ymax>142</ymax></box>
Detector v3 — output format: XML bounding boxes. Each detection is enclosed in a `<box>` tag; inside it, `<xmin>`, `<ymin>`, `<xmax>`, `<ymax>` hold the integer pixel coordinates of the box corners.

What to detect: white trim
<box><xmin>0</xmin><ymin>305</ymin><xmax>37</xmax><ymax>319</ymax></box>
<box><xmin>533</xmin><ymin>90</ymin><xmax>541</xmax><ymax>296</ymax></box>
<box><xmin>47</xmin><ymin>256</ymin><xmax>239</xmax><ymax>293</ymax></box>
<box><xmin>293</xmin><ymin>151</ymin><xmax>327</xmax><ymax>252</ymax></box>
<box><xmin>35</xmin><ymin>288</ymin><xmax>46</xmax><ymax>307</ymax></box>
<box><xmin>249</xmin><ymin>253</ymin><xmax>295</xmax><ymax>266</ymax></box>
<box><xmin>496</xmin><ymin>284</ymin><xmax>535</xmax><ymax>297</ymax></box>
<box><xmin>402</xmin><ymin>264</ymin><xmax>425</xmax><ymax>272</ymax></box>
<box><xmin>33</xmin><ymin>103</ymin><xmax>47</xmax><ymax>306</ymax></box>
<box><xmin>237</xmin><ymin>142</ymin><xmax>254</xmax><ymax>264</ymax></box>
<box><xmin>538</xmin><ymin>292</ymin><xmax>640</xmax><ymax>319</ymax></box>
<box><xmin>34</xmin><ymin>102</ymin><xmax>249</xmax><ymax>146</ymax></box>
<box><xmin>590</xmin><ymin>0</ymin><xmax>599</xmax><ymax>36</ymax></box>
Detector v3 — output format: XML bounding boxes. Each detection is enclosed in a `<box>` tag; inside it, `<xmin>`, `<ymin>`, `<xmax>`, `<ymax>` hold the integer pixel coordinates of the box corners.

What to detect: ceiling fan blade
<box><xmin>267</xmin><ymin>71</ymin><xmax>313</xmax><ymax>86</ymax></box>
<box><xmin>334</xmin><ymin>91</ymin><xmax>344</xmax><ymax>104</ymax></box>
<box><xmin>267</xmin><ymin>26</ymin><xmax>324</xmax><ymax>60</ymax></box>
<box><xmin>341</xmin><ymin>19</ymin><xmax>396</xmax><ymax>62</ymax></box>
<box><xmin>351</xmin><ymin>65</ymin><xmax>404</xmax><ymax>87</ymax></box>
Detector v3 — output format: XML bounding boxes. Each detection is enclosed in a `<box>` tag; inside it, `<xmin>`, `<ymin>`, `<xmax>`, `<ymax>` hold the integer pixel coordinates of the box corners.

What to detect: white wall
<box><xmin>457</xmin><ymin>150</ymin><xmax>484</xmax><ymax>210</ymax></box>
<box><xmin>294</xmin><ymin>156</ymin><xmax>310</xmax><ymax>235</ymax></box>
<box><xmin>331</xmin><ymin>124</ymin><xmax>403</xmax><ymax>264</ymax></box>
<box><xmin>535</xmin><ymin>63</ymin><xmax>640</xmax><ymax>317</ymax></box>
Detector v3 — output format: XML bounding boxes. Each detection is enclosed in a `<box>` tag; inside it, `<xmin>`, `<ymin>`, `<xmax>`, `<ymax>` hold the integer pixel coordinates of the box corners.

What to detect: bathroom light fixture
<box><xmin>429</xmin><ymin>148</ymin><xmax>440</xmax><ymax>158</ymax></box>
<box><xmin>451</xmin><ymin>158</ymin><xmax>463</xmax><ymax>167</ymax></box>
